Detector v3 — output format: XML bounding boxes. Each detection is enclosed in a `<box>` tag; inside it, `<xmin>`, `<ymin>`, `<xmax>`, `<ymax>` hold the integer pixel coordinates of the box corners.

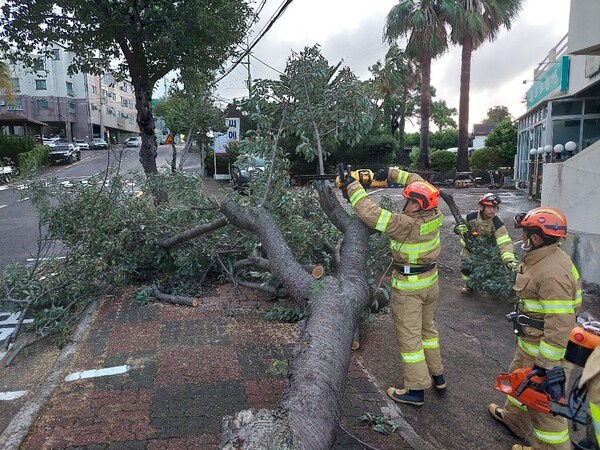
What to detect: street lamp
<box><xmin>565</xmin><ymin>141</ymin><xmax>577</xmax><ymax>158</ymax></box>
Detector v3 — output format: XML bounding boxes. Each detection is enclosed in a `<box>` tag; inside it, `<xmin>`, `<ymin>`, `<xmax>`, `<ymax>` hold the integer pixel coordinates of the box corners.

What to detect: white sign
<box><xmin>226</xmin><ymin>117</ymin><xmax>240</xmax><ymax>141</ymax></box>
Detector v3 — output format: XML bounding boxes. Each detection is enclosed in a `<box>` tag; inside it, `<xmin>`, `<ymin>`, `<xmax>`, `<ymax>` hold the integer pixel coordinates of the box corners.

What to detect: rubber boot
<box><xmin>432</xmin><ymin>374</ymin><xmax>446</xmax><ymax>390</ymax></box>
<box><xmin>387</xmin><ymin>387</ymin><xmax>424</xmax><ymax>406</ymax></box>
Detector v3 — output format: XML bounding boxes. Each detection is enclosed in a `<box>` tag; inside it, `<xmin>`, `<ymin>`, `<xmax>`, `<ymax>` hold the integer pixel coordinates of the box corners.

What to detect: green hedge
<box><xmin>0</xmin><ymin>135</ymin><xmax>36</xmax><ymax>166</ymax></box>
<box><xmin>18</xmin><ymin>145</ymin><xmax>50</xmax><ymax>176</ymax></box>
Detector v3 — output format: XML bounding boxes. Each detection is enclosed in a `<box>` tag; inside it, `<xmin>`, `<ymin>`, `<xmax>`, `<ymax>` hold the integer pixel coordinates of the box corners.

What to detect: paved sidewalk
<box><xmin>11</xmin><ymin>285</ymin><xmax>421</xmax><ymax>450</ymax></box>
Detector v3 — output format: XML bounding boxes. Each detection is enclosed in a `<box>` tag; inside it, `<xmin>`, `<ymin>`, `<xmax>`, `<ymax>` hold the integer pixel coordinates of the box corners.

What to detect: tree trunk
<box><xmin>457</xmin><ymin>37</ymin><xmax>473</xmax><ymax>173</ymax></box>
<box><xmin>419</xmin><ymin>52</ymin><xmax>431</xmax><ymax>171</ymax></box>
<box><xmin>218</xmin><ymin>184</ymin><xmax>372</xmax><ymax>448</ymax></box>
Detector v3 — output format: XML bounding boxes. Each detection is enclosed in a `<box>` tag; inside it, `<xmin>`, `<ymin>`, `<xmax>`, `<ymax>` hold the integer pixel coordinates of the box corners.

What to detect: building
<box><xmin>471</xmin><ymin>123</ymin><xmax>496</xmax><ymax>150</ymax></box>
<box><xmin>515</xmin><ymin>1</ymin><xmax>600</xmax><ymax>285</ymax></box>
<box><xmin>1</xmin><ymin>42</ymin><xmax>139</xmax><ymax>143</ymax></box>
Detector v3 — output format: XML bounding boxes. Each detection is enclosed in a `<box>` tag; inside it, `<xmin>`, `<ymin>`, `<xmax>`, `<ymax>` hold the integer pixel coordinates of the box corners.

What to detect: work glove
<box><xmin>374</xmin><ymin>168</ymin><xmax>389</xmax><ymax>181</ymax></box>
<box><xmin>506</xmin><ymin>260</ymin><xmax>518</xmax><ymax>270</ymax></box>
<box><xmin>542</xmin><ymin>366</ymin><xmax>566</xmax><ymax>402</ymax></box>
<box><xmin>344</xmin><ymin>174</ymin><xmax>357</xmax><ymax>187</ymax></box>
<box><xmin>453</xmin><ymin>224</ymin><xmax>468</xmax><ymax>235</ymax></box>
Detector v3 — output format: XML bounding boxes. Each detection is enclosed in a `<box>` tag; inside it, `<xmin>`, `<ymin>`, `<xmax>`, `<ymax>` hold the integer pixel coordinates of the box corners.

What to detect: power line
<box><xmin>251</xmin><ymin>54</ymin><xmax>284</xmax><ymax>75</ymax></box>
<box><xmin>215</xmin><ymin>0</ymin><xmax>294</xmax><ymax>84</ymax></box>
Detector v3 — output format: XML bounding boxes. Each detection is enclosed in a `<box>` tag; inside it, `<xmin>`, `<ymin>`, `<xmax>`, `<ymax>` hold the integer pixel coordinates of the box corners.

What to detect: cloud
<box><xmin>212</xmin><ymin>0</ymin><xmax>571</xmax><ymax>129</ymax></box>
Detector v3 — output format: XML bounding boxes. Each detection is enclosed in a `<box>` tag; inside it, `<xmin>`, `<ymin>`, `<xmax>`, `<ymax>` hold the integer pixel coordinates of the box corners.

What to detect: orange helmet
<box><xmin>479</xmin><ymin>193</ymin><xmax>501</xmax><ymax>207</ymax></box>
<box><xmin>402</xmin><ymin>181</ymin><xmax>439</xmax><ymax>210</ymax></box>
<box><xmin>516</xmin><ymin>207</ymin><xmax>568</xmax><ymax>238</ymax></box>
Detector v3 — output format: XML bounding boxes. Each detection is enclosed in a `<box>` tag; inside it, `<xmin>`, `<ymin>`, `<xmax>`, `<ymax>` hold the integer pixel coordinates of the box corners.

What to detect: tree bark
<box><xmin>419</xmin><ymin>51</ymin><xmax>431</xmax><ymax>170</ymax></box>
<box><xmin>218</xmin><ymin>184</ymin><xmax>372</xmax><ymax>448</ymax></box>
<box><xmin>457</xmin><ymin>36</ymin><xmax>473</xmax><ymax>173</ymax></box>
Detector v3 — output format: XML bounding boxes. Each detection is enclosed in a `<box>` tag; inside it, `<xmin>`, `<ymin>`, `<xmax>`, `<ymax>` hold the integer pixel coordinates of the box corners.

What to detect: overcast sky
<box><xmin>209</xmin><ymin>0</ymin><xmax>571</xmax><ymax>132</ymax></box>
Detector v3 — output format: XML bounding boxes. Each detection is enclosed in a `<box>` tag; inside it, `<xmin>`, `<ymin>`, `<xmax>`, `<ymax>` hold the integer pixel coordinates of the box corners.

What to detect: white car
<box><xmin>125</xmin><ymin>136</ymin><xmax>142</xmax><ymax>147</ymax></box>
<box><xmin>42</xmin><ymin>139</ymin><xmax>56</xmax><ymax>148</ymax></box>
<box><xmin>74</xmin><ymin>139</ymin><xmax>90</xmax><ymax>150</ymax></box>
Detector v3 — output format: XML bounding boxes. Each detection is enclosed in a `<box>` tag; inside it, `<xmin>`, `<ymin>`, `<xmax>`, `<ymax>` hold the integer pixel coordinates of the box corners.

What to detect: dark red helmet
<box><xmin>402</xmin><ymin>181</ymin><xmax>439</xmax><ymax>210</ymax></box>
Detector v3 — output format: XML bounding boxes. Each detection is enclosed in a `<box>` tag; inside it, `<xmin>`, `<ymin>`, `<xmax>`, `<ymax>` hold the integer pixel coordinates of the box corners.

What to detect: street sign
<box><xmin>164</xmin><ymin>133</ymin><xmax>174</xmax><ymax>144</ymax></box>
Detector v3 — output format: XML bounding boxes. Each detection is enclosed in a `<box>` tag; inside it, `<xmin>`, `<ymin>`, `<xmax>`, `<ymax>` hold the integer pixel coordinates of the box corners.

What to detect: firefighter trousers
<box><xmin>501</xmin><ymin>347</ymin><xmax>572</xmax><ymax>449</ymax></box>
<box><xmin>390</xmin><ymin>279</ymin><xmax>443</xmax><ymax>390</ymax></box>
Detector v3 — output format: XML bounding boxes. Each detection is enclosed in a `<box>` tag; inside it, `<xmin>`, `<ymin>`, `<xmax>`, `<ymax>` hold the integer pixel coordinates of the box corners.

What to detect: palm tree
<box><xmin>446</xmin><ymin>0</ymin><xmax>522</xmax><ymax>172</ymax></box>
<box><xmin>384</xmin><ymin>0</ymin><xmax>450</xmax><ymax>171</ymax></box>
<box><xmin>370</xmin><ymin>44</ymin><xmax>420</xmax><ymax>150</ymax></box>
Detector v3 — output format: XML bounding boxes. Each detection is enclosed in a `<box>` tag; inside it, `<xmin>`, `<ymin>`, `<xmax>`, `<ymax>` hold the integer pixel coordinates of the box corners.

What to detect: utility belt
<box><xmin>506</xmin><ymin>308</ymin><xmax>545</xmax><ymax>337</ymax></box>
<box><xmin>393</xmin><ymin>262</ymin><xmax>437</xmax><ymax>275</ymax></box>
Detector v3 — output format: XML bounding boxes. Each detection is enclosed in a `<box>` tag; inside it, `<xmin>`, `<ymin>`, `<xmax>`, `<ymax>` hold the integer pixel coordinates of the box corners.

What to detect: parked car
<box><xmin>42</xmin><ymin>139</ymin><xmax>56</xmax><ymax>148</ymax></box>
<box><xmin>230</xmin><ymin>153</ymin><xmax>268</xmax><ymax>191</ymax></box>
<box><xmin>124</xmin><ymin>136</ymin><xmax>141</xmax><ymax>148</ymax></box>
<box><xmin>74</xmin><ymin>139</ymin><xmax>90</xmax><ymax>150</ymax></box>
<box><xmin>49</xmin><ymin>143</ymin><xmax>81</xmax><ymax>165</ymax></box>
<box><xmin>90</xmin><ymin>138</ymin><xmax>109</xmax><ymax>149</ymax></box>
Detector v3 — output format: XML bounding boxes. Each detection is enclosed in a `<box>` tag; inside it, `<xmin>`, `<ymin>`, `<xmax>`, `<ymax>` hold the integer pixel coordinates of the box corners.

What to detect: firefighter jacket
<box><xmin>346</xmin><ymin>169</ymin><xmax>443</xmax><ymax>292</ymax></box>
<box><xmin>513</xmin><ymin>243</ymin><xmax>582</xmax><ymax>370</ymax></box>
<box><xmin>461</xmin><ymin>210</ymin><xmax>516</xmax><ymax>264</ymax></box>
<box><xmin>579</xmin><ymin>346</ymin><xmax>600</xmax><ymax>448</ymax></box>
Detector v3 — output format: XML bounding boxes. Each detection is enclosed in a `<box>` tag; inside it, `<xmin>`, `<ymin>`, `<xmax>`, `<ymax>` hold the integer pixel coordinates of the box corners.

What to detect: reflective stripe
<box><xmin>392</xmin><ymin>271</ymin><xmax>438</xmax><ymax>291</ymax></box>
<box><xmin>500</xmin><ymin>251</ymin><xmax>516</xmax><ymax>262</ymax></box>
<box><xmin>459</xmin><ymin>237</ymin><xmax>466</xmax><ymax>247</ymax></box>
<box><xmin>590</xmin><ymin>402</ymin><xmax>600</xmax><ymax>446</ymax></box>
<box><xmin>461</xmin><ymin>273</ymin><xmax>469</xmax><ymax>282</ymax></box>
<box><xmin>539</xmin><ymin>340</ymin><xmax>566</xmax><ymax>361</ymax></box>
<box><xmin>517</xmin><ymin>337</ymin><xmax>539</xmax><ymax>357</ymax></box>
<box><xmin>401</xmin><ymin>349</ymin><xmax>425</xmax><ymax>364</ymax></box>
<box><xmin>395</xmin><ymin>170</ymin><xmax>410</xmax><ymax>185</ymax></box>
<box><xmin>422</xmin><ymin>337</ymin><xmax>439</xmax><ymax>349</ymax></box>
<box><xmin>420</xmin><ymin>216</ymin><xmax>443</xmax><ymax>235</ymax></box>
<box><xmin>349</xmin><ymin>187</ymin><xmax>368</xmax><ymax>206</ymax></box>
<box><xmin>506</xmin><ymin>394</ymin><xmax>527</xmax><ymax>410</ymax></box>
<box><xmin>390</xmin><ymin>232</ymin><xmax>440</xmax><ymax>263</ymax></box>
<box><xmin>496</xmin><ymin>235</ymin><xmax>511</xmax><ymax>246</ymax></box>
<box><xmin>520</xmin><ymin>298</ymin><xmax>576</xmax><ymax>314</ymax></box>
<box><xmin>375</xmin><ymin>210</ymin><xmax>392</xmax><ymax>232</ymax></box>
<box><xmin>575</xmin><ymin>288</ymin><xmax>582</xmax><ymax>308</ymax></box>
<box><xmin>532</xmin><ymin>426</ymin><xmax>570</xmax><ymax>444</ymax></box>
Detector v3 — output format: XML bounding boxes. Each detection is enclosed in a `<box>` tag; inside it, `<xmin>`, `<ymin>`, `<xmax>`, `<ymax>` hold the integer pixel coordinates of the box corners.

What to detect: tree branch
<box><xmin>157</xmin><ymin>216</ymin><xmax>228</xmax><ymax>249</ymax></box>
<box><xmin>150</xmin><ymin>286</ymin><xmax>198</xmax><ymax>306</ymax></box>
<box><xmin>220</xmin><ymin>201</ymin><xmax>313</xmax><ymax>300</ymax></box>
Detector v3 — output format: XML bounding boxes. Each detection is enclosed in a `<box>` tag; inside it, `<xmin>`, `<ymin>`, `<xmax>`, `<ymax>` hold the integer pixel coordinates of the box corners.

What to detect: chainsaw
<box><xmin>495</xmin><ymin>367</ymin><xmax>587</xmax><ymax>424</ymax></box>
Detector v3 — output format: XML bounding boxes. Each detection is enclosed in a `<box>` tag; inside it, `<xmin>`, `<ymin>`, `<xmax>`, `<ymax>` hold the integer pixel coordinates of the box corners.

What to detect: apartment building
<box><xmin>2</xmin><ymin>42</ymin><xmax>139</xmax><ymax>143</ymax></box>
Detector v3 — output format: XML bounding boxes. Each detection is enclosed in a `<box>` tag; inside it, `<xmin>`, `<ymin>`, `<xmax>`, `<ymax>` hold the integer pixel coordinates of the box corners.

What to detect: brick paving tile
<box><xmin>17</xmin><ymin>294</ymin><xmax>410</xmax><ymax>450</ymax></box>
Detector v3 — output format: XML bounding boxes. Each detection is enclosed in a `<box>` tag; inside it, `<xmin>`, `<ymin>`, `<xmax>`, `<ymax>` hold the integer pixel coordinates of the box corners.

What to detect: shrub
<box><xmin>18</xmin><ymin>145</ymin><xmax>50</xmax><ymax>176</ymax></box>
<box><xmin>469</xmin><ymin>147</ymin><xmax>503</xmax><ymax>171</ymax></box>
<box><xmin>430</xmin><ymin>150</ymin><xmax>456</xmax><ymax>172</ymax></box>
<box><xmin>0</xmin><ymin>135</ymin><xmax>36</xmax><ymax>165</ymax></box>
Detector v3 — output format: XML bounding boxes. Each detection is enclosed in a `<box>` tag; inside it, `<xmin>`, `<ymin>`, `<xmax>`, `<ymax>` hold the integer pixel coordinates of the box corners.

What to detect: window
<box><xmin>33</xmin><ymin>59</ymin><xmax>45</xmax><ymax>71</ymax></box>
<box><xmin>66</xmin><ymin>82</ymin><xmax>74</xmax><ymax>97</ymax></box>
<box><xmin>8</xmin><ymin>99</ymin><xmax>23</xmax><ymax>111</ymax></box>
<box><xmin>37</xmin><ymin>99</ymin><xmax>49</xmax><ymax>109</ymax></box>
<box><xmin>583</xmin><ymin>119</ymin><xmax>600</xmax><ymax>149</ymax></box>
<box><xmin>585</xmin><ymin>98</ymin><xmax>600</xmax><ymax>115</ymax></box>
<box><xmin>35</xmin><ymin>79</ymin><xmax>47</xmax><ymax>90</ymax></box>
<box><xmin>91</xmin><ymin>85</ymin><xmax>97</xmax><ymax>94</ymax></box>
<box><xmin>52</xmin><ymin>49</ymin><xmax>60</xmax><ymax>60</ymax></box>
<box><xmin>11</xmin><ymin>78</ymin><xmax>20</xmax><ymax>93</ymax></box>
<box><xmin>552</xmin><ymin>100</ymin><xmax>583</xmax><ymax>116</ymax></box>
<box><xmin>67</xmin><ymin>102</ymin><xmax>76</xmax><ymax>114</ymax></box>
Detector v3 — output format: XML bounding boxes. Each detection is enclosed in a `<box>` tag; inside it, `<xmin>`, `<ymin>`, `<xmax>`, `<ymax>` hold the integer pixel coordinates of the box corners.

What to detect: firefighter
<box><xmin>455</xmin><ymin>192</ymin><xmax>518</xmax><ymax>294</ymax></box>
<box><xmin>488</xmin><ymin>206</ymin><xmax>581</xmax><ymax>450</ymax></box>
<box><xmin>342</xmin><ymin>167</ymin><xmax>445</xmax><ymax>406</ymax></box>
<box><xmin>577</xmin><ymin>347</ymin><xmax>600</xmax><ymax>450</ymax></box>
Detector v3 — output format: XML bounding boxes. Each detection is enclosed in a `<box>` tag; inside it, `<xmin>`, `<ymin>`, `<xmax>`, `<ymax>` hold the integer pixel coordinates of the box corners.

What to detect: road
<box><xmin>0</xmin><ymin>144</ymin><xmax>199</xmax><ymax>268</ymax></box>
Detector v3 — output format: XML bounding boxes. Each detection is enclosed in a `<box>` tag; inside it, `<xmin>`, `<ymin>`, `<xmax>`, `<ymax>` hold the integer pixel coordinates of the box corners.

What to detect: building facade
<box><xmin>515</xmin><ymin>21</ymin><xmax>600</xmax><ymax>185</ymax></box>
<box><xmin>518</xmin><ymin>1</ymin><xmax>600</xmax><ymax>285</ymax></box>
<box><xmin>2</xmin><ymin>42</ymin><xmax>139</xmax><ymax>143</ymax></box>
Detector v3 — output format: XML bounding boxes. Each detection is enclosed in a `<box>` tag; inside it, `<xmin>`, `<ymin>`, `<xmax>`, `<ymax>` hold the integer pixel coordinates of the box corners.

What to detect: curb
<box><xmin>0</xmin><ymin>301</ymin><xmax>98</xmax><ymax>450</ymax></box>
